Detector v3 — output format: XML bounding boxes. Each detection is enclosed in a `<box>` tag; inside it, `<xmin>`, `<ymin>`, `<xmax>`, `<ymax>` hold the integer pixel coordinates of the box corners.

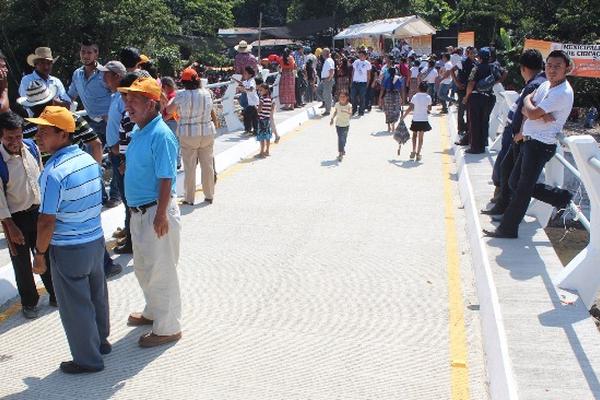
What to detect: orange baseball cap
<box><xmin>117</xmin><ymin>77</ymin><xmax>161</xmax><ymax>101</ymax></box>
<box><xmin>180</xmin><ymin>67</ymin><xmax>198</xmax><ymax>82</ymax></box>
<box><xmin>25</xmin><ymin>106</ymin><xmax>75</xmax><ymax>133</ymax></box>
<box><xmin>139</xmin><ymin>54</ymin><xmax>150</xmax><ymax>64</ymax></box>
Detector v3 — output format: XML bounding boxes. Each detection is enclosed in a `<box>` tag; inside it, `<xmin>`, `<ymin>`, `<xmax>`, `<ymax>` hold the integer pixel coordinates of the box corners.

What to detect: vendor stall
<box><xmin>334</xmin><ymin>15</ymin><xmax>436</xmax><ymax>56</ymax></box>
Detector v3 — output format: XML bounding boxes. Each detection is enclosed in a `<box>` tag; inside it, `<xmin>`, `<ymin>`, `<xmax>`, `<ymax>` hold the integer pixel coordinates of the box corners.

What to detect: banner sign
<box><xmin>457</xmin><ymin>32</ymin><xmax>475</xmax><ymax>48</ymax></box>
<box><xmin>524</xmin><ymin>39</ymin><xmax>600</xmax><ymax>78</ymax></box>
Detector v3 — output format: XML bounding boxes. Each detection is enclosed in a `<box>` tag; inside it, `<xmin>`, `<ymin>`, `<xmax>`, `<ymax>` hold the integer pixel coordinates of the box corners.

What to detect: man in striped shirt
<box><xmin>17</xmin><ymin>80</ymin><xmax>123</xmax><ymax>278</ymax></box>
<box><xmin>30</xmin><ymin>106</ymin><xmax>110</xmax><ymax>374</ymax></box>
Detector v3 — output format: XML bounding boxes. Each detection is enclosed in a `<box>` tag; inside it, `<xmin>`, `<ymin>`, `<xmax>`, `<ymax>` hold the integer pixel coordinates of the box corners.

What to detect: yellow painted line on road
<box><xmin>440</xmin><ymin>116</ymin><xmax>471</xmax><ymax>399</ymax></box>
<box><xmin>0</xmin><ymin>288</ymin><xmax>48</xmax><ymax>323</ymax></box>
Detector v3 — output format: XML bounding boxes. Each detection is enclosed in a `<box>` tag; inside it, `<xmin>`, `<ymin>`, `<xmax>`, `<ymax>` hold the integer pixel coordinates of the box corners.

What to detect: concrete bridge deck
<box><xmin>0</xmin><ymin>104</ymin><xmax>598</xmax><ymax>399</ymax></box>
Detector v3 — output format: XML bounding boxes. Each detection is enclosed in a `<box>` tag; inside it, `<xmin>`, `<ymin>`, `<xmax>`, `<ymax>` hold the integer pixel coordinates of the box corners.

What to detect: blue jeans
<box><xmin>336</xmin><ymin>126</ymin><xmax>349</xmax><ymax>153</ymax></box>
<box><xmin>438</xmin><ymin>83</ymin><xmax>452</xmax><ymax>110</ymax></box>
<box><xmin>351</xmin><ymin>82</ymin><xmax>368</xmax><ymax>115</ymax></box>
<box><xmin>427</xmin><ymin>83</ymin><xmax>436</xmax><ymax>104</ymax></box>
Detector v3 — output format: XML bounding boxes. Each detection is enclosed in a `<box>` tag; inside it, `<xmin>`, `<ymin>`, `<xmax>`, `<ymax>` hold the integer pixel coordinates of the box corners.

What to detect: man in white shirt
<box><xmin>420</xmin><ymin>60</ymin><xmax>438</xmax><ymax>104</ymax></box>
<box><xmin>316</xmin><ymin>48</ymin><xmax>335</xmax><ymax>115</ymax></box>
<box><xmin>438</xmin><ymin>53</ymin><xmax>454</xmax><ymax>113</ymax></box>
<box><xmin>0</xmin><ymin>111</ymin><xmax>56</xmax><ymax>319</ymax></box>
<box><xmin>351</xmin><ymin>50</ymin><xmax>372</xmax><ymax>116</ymax></box>
<box><xmin>485</xmin><ymin>50</ymin><xmax>575</xmax><ymax>238</ymax></box>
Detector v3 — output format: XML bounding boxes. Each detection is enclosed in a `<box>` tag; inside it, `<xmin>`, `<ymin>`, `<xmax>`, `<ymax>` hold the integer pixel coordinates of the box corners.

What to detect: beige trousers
<box><xmin>130</xmin><ymin>199</ymin><xmax>182</xmax><ymax>335</ymax></box>
<box><xmin>179</xmin><ymin>135</ymin><xmax>215</xmax><ymax>203</ymax></box>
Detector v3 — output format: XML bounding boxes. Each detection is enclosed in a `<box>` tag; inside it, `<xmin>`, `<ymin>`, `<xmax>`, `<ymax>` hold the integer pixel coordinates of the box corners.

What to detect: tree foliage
<box><xmin>1</xmin><ymin>0</ymin><xmax>600</xmax><ymax>105</ymax></box>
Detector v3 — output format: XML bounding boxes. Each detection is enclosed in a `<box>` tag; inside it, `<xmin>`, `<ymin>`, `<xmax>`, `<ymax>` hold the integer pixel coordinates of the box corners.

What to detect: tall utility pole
<box><xmin>258</xmin><ymin>12</ymin><xmax>263</xmax><ymax>60</ymax></box>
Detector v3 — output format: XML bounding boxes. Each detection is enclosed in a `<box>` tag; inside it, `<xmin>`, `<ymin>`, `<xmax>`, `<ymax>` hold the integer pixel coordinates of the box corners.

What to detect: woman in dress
<box><xmin>278</xmin><ymin>48</ymin><xmax>296</xmax><ymax>110</ymax></box>
<box><xmin>335</xmin><ymin>55</ymin><xmax>351</xmax><ymax>100</ymax></box>
<box><xmin>378</xmin><ymin>56</ymin><xmax>403</xmax><ymax>132</ymax></box>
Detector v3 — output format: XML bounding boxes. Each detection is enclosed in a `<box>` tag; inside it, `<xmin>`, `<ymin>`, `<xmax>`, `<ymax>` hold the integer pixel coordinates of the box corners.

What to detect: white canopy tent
<box><xmin>334</xmin><ymin>15</ymin><xmax>436</xmax><ymax>41</ymax></box>
<box><xmin>334</xmin><ymin>15</ymin><xmax>436</xmax><ymax>55</ymax></box>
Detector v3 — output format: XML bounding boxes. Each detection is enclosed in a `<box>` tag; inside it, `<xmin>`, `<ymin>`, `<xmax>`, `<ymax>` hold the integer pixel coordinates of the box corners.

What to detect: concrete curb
<box><xmin>447</xmin><ymin>112</ymin><xmax>519</xmax><ymax>400</ymax></box>
<box><xmin>0</xmin><ymin>105</ymin><xmax>321</xmax><ymax>307</ymax></box>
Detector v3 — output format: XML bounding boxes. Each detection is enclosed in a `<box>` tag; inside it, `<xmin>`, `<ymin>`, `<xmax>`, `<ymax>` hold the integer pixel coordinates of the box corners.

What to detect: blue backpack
<box><xmin>0</xmin><ymin>139</ymin><xmax>40</xmax><ymax>189</ymax></box>
<box><xmin>383</xmin><ymin>69</ymin><xmax>404</xmax><ymax>90</ymax></box>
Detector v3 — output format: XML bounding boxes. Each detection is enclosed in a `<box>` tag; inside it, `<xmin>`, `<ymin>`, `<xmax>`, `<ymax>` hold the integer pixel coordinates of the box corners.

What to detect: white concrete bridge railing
<box><xmin>489</xmin><ymin>89</ymin><xmax>600</xmax><ymax>309</ymax></box>
<box><xmin>205</xmin><ymin>70</ymin><xmax>281</xmax><ymax>133</ymax></box>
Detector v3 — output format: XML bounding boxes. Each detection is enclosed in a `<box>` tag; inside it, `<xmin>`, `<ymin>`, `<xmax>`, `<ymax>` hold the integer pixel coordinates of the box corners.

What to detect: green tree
<box><xmin>0</xmin><ymin>0</ymin><xmax>180</xmax><ymax>82</ymax></box>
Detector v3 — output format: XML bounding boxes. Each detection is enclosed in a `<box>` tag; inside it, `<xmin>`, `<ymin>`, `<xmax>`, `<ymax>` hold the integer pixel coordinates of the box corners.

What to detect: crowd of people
<box><xmin>0</xmin><ymin>40</ymin><xmax>221</xmax><ymax>373</ymax></box>
<box><xmin>0</xmin><ymin>34</ymin><xmax>577</xmax><ymax>375</ymax></box>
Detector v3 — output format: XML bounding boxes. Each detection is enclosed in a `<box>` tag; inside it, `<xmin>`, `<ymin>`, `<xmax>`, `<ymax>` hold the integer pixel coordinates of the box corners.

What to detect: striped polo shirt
<box><xmin>39</xmin><ymin>144</ymin><xmax>104</xmax><ymax>246</ymax></box>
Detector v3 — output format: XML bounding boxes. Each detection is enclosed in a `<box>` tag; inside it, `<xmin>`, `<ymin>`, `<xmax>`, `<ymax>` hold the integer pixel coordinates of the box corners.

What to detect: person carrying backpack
<box><xmin>379</xmin><ymin>55</ymin><xmax>404</xmax><ymax>132</ymax></box>
<box><xmin>0</xmin><ymin>111</ymin><xmax>56</xmax><ymax>319</ymax></box>
<box><xmin>462</xmin><ymin>47</ymin><xmax>499</xmax><ymax>153</ymax></box>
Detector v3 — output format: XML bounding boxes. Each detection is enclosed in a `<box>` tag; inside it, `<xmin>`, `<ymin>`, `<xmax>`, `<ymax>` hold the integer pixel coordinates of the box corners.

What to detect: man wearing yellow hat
<box><xmin>29</xmin><ymin>106</ymin><xmax>109</xmax><ymax>374</ymax></box>
<box><xmin>117</xmin><ymin>77</ymin><xmax>182</xmax><ymax>348</ymax></box>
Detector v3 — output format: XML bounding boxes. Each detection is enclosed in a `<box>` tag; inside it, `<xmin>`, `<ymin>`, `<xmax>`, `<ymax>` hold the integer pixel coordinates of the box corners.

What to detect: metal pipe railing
<box><xmin>589</xmin><ymin>156</ymin><xmax>600</xmax><ymax>174</ymax></box>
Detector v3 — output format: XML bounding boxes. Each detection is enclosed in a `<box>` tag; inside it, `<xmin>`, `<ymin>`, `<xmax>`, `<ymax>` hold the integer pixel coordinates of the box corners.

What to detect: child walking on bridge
<box><xmin>400</xmin><ymin>81</ymin><xmax>432</xmax><ymax>162</ymax></box>
<box><xmin>330</xmin><ymin>92</ymin><xmax>352</xmax><ymax>162</ymax></box>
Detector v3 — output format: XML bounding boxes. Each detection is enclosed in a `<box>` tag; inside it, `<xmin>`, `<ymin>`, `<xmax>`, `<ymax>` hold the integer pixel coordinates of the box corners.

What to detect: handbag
<box><xmin>393</xmin><ymin>120</ymin><xmax>410</xmax><ymax>144</ymax></box>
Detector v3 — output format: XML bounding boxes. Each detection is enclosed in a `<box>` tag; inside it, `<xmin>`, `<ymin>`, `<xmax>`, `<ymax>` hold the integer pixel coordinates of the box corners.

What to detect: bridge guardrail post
<box><xmin>221</xmin><ymin>74</ymin><xmax>245</xmax><ymax>133</ymax></box>
<box><xmin>490</xmin><ymin>89</ymin><xmax>519</xmax><ymax>151</ymax></box>
<box><xmin>554</xmin><ymin>135</ymin><xmax>600</xmax><ymax>309</ymax></box>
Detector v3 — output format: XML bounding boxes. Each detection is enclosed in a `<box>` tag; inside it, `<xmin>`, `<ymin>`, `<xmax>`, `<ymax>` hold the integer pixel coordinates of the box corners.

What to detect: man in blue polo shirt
<box><xmin>118</xmin><ymin>77</ymin><xmax>182</xmax><ymax>348</ymax></box>
<box><xmin>68</xmin><ymin>39</ymin><xmax>120</xmax><ymax>207</ymax></box>
<box><xmin>30</xmin><ymin>106</ymin><xmax>109</xmax><ymax>374</ymax></box>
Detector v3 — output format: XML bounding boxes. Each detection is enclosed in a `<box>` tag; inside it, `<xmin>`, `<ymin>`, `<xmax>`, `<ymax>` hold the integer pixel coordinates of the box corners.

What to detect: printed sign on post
<box><xmin>457</xmin><ymin>32</ymin><xmax>475</xmax><ymax>48</ymax></box>
<box><xmin>524</xmin><ymin>39</ymin><xmax>600</xmax><ymax>78</ymax></box>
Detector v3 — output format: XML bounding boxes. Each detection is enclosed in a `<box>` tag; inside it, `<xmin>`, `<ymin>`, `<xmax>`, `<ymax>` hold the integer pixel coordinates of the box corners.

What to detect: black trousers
<box><xmin>295</xmin><ymin>73</ymin><xmax>307</xmax><ymax>106</ymax></box>
<box><xmin>456</xmin><ymin>90</ymin><xmax>468</xmax><ymax>134</ymax></box>
<box><xmin>111</xmin><ymin>153</ymin><xmax>131</xmax><ymax>244</ymax></box>
<box><xmin>243</xmin><ymin>106</ymin><xmax>258</xmax><ymax>133</ymax></box>
<box><xmin>467</xmin><ymin>93</ymin><xmax>495</xmax><ymax>151</ymax></box>
<box><xmin>9</xmin><ymin>207</ymin><xmax>55</xmax><ymax>307</ymax></box>
<box><xmin>498</xmin><ymin>139</ymin><xmax>571</xmax><ymax>235</ymax></box>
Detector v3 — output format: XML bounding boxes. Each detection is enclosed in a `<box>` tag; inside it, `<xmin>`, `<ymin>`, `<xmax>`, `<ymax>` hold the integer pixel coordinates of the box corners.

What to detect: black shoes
<box><xmin>557</xmin><ymin>190</ymin><xmax>574</xmax><ymax>210</ymax></box>
<box><xmin>22</xmin><ymin>306</ymin><xmax>39</xmax><ymax>319</ymax></box>
<box><xmin>60</xmin><ymin>361</ymin><xmax>103</xmax><ymax>374</ymax></box>
<box><xmin>464</xmin><ymin>148</ymin><xmax>484</xmax><ymax>154</ymax></box>
<box><xmin>455</xmin><ymin>139</ymin><xmax>469</xmax><ymax>146</ymax></box>
<box><xmin>105</xmin><ymin>263</ymin><xmax>123</xmax><ymax>278</ymax></box>
<box><xmin>100</xmin><ymin>341</ymin><xmax>112</xmax><ymax>355</ymax></box>
<box><xmin>114</xmin><ymin>242</ymin><xmax>133</xmax><ymax>254</ymax></box>
<box><xmin>322</xmin><ymin>111</ymin><xmax>330</xmax><ymax>116</ymax></box>
<box><xmin>204</xmin><ymin>198</ymin><xmax>213</xmax><ymax>204</ymax></box>
<box><xmin>481</xmin><ymin>207</ymin><xmax>504</xmax><ymax>216</ymax></box>
<box><xmin>482</xmin><ymin>229</ymin><xmax>517</xmax><ymax>239</ymax></box>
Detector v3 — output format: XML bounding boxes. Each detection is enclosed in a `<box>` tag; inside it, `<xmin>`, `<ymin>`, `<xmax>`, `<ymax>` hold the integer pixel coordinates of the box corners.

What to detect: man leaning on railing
<box><xmin>484</xmin><ymin>50</ymin><xmax>575</xmax><ymax>239</ymax></box>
